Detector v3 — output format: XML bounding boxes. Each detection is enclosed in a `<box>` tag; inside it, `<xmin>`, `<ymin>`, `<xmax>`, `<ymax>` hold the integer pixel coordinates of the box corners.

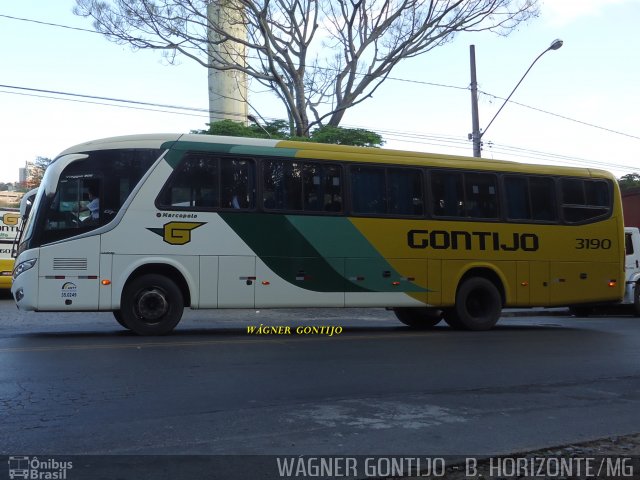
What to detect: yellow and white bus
<box><xmin>12</xmin><ymin>134</ymin><xmax>625</xmax><ymax>334</ymax></box>
<box><xmin>0</xmin><ymin>207</ymin><xmax>20</xmax><ymax>289</ymax></box>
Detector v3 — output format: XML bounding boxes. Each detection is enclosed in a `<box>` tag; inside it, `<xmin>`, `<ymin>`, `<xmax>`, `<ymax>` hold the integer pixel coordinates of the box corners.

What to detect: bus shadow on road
<box><xmin>17</xmin><ymin>322</ymin><xmax>599</xmax><ymax>341</ymax></box>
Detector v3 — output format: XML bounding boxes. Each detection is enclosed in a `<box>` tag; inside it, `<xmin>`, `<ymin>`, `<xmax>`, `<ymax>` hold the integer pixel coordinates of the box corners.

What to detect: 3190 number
<box><xmin>575</xmin><ymin>238</ymin><xmax>611</xmax><ymax>249</ymax></box>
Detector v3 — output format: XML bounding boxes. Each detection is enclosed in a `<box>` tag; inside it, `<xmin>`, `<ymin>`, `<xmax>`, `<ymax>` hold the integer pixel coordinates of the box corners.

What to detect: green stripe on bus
<box><xmin>219</xmin><ymin>213</ymin><xmax>367</xmax><ymax>292</ymax></box>
<box><xmin>219</xmin><ymin>213</ymin><xmax>426</xmax><ymax>293</ymax></box>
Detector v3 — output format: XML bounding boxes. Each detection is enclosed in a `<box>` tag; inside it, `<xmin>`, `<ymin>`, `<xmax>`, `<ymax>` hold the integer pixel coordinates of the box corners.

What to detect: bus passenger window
<box><xmin>302</xmin><ymin>164</ymin><xmax>342</xmax><ymax>213</ymax></box>
<box><xmin>159</xmin><ymin>153</ymin><xmax>219</xmax><ymax>208</ymax></box>
<box><xmin>465</xmin><ymin>173</ymin><xmax>497</xmax><ymax>218</ymax></box>
<box><xmin>220</xmin><ymin>159</ymin><xmax>255</xmax><ymax>209</ymax></box>
<box><xmin>561</xmin><ymin>178</ymin><xmax>611</xmax><ymax>223</ymax></box>
<box><xmin>263</xmin><ymin>160</ymin><xmax>302</xmax><ymax>210</ymax></box>
<box><xmin>530</xmin><ymin>177</ymin><xmax>556</xmax><ymax>221</ymax></box>
<box><xmin>505</xmin><ymin>176</ymin><xmax>530</xmax><ymax>220</ymax></box>
<box><xmin>388</xmin><ymin>168</ymin><xmax>423</xmax><ymax>216</ymax></box>
<box><xmin>351</xmin><ymin>166</ymin><xmax>386</xmax><ymax>214</ymax></box>
<box><xmin>431</xmin><ymin>171</ymin><xmax>464</xmax><ymax>217</ymax></box>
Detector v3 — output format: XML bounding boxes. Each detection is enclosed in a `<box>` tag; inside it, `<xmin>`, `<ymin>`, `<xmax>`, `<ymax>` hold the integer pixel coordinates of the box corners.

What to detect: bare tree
<box><xmin>74</xmin><ymin>0</ymin><xmax>539</xmax><ymax>136</ymax></box>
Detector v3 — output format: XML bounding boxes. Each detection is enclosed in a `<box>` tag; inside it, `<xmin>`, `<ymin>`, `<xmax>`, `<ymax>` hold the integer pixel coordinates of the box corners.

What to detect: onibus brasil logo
<box><xmin>8</xmin><ymin>456</ymin><xmax>73</xmax><ymax>479</ymax></box>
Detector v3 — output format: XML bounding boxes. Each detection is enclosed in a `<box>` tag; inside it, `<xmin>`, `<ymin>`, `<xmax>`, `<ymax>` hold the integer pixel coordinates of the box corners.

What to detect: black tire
<box><xmin>113</xmin><ymin>310</ymin><xmax>130</xmax><ymax>330</ymax></box>
<box><xmin>452</xmin><ymin>277</ymin><xmax>502</xmax><ymax>331</ymax></box>
<box><xmin>393</xmin><ymin>307</ymin><xmax>442</xmax><ymax>329</ymax></box>
<box><xmin>120</xmin><ymin>274</ymin><xmax>184</xmax><ymax>336</ymax></box>
<box><xmin>634</xmin><ymin>282</ymin><xmax>640</xmax><ymax>317</ymax></box>
<box><xmin>442</xmin><ymin>308</ymin><xmax>465</xmax><ymax>330</ymax></box>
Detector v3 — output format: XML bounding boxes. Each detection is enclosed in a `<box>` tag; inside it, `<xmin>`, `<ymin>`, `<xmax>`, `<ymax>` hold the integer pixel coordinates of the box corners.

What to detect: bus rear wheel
<box><xmin>120</xmin><ymin>274</ymin><xmax>184</xmax><ymax>335</ymax></box>
<box><xmin>393</xmin><ymin>308</ymin><xmax>442</xmax><ymax>329</ymax></box>
<box><xmin>451</xmin><ymin>277</ymin><xmax>502</xmax><ymax>331</ymax></box>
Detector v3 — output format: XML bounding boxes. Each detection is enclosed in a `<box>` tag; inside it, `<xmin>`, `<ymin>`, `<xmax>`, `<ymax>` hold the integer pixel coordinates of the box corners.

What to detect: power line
<box><xmin>0</xmin><ymin>13</ymin><xmax>99</xmax><ymax>35</ymax></box>
<box><xmin>1</xmin><ymin>83</ymin><xmax>636</xmax><ymax>174</ymax></box>
<box><xmin>3</xmin><ymin>11</ymin><xmax>637</xmax><ymax>144</ymax></box>
<box><xmin>478</xmin><ymin>90</ymin><xmax>640</xmax><ymax>142</ymax></box>
<box><xmin>0</xmin><ymin>83</ymin><xmax>244</xmax><ymax>119</ymax></box>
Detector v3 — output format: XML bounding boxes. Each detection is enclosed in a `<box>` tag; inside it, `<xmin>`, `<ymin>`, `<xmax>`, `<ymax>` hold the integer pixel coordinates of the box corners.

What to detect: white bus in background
<box><xmin>569</xmin><ymin>226</ymin><xmax>640</xmax><ymax>317</ymax></box>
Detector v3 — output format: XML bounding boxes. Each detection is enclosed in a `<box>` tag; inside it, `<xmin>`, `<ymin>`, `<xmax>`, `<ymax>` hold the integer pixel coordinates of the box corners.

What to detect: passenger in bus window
<box><xmin>81</xmin><ymin>186</ymin><xmax>99</xmax><ymax>223</ymax></box>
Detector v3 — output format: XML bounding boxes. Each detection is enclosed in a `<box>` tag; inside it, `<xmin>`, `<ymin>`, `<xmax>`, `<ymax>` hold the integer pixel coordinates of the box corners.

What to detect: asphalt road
<box><xmin>1</xmin><ymin>291</ymin><xmax>639</xmax><ymax>477</ymax></box>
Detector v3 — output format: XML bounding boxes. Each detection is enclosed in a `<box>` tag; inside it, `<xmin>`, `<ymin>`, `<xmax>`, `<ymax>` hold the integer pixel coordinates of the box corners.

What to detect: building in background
<box><xmin>623</xmin><ymin>189</ymin><xmax>640</xmax><ymax>229</ymax></box>
<box><xmin>18</xmin><ymin>166</ymin><xmax>27</xmax><ymax>185</ymax></box>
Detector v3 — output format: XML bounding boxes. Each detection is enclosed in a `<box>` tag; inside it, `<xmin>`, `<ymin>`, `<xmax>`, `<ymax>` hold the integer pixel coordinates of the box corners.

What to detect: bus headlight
<box><xmin>13</xmin><ymin>258</ymin><xmax>37</xmax><ymax>279</ymax></box>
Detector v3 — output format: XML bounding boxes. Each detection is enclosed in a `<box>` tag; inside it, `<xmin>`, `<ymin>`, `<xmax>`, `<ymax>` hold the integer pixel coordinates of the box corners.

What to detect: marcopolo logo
<box><xmin>147</xmin><ymin>221</ymin><xmax>206</xmax><ymax>245</ymax></box>
<box><xmin>8</xmin><ymin>456</ymin><xmax>73</xmax><ymax>479</ymax></box>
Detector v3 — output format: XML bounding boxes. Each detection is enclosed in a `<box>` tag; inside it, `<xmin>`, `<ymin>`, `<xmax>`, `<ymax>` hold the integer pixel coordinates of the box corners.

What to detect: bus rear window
<box><xmin>561</xmin><ymin>178</ymin><xmax>611</xmax><ymax>223</ymax></box>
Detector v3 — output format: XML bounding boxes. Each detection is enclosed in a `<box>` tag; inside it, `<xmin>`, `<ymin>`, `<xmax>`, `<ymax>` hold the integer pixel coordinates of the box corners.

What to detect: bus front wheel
<box><xmin>634</xmin><ymin>282</ymin><xmax>640</xmax><ymax>317</ymax></box>
<box><xmin>120</xmin><ymin>274</ymin><xmax>184</xmax><ymax>335</ymax></box>
<box><xmin>113</xmin><ymin>310</ymin><xmax>130</xmax><ymax>330</ymax></box>
<box><xmin>393</xmin><ymin>308</ymin><xmax>442</xmax><ymax>329</ymax></box>
<box><xmin>451</xmin><ymin>277</ymin><xmax>502</xmax><ymax>331</ymax></box>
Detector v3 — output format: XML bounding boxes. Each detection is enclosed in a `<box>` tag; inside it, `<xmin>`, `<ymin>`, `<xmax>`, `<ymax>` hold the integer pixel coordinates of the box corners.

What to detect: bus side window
<box><xmin>220</xmin><ymin>158</ymin><xmax>255</xmax><ymax>209</ymax></box>
<box><xmin>465</xmin><ymin>173</ymin><xmax>497</xmax><ymax>218</ymax></box>
<box><xmin>351</xmin><ymin>166</ymin><xmax>386</xmax><ymax>215</ymax></box>
<box><xmin>388</xmin><ymin>168</ymin><xmax>423</xmax><ymax>216</ymax></box>
<box><xmin>505</xmin><ymin>176</ymin><xmax>530</xmax><ymax>220</ymax></box>
<box><xmin>431</xmin><ymin>171</ymin><xmax>464</xmax><ymax>217</ymax></box>
<box><xmin>159</xmin><ymin>153</ymin><xmax>219</xmax><ymax>208</ymax></box>
<box><xmin>530</xmin><ymin>177</ymin><xmax>556</xmax><ymax>221</ymax></box>
<box><xmin>263</xmin><ymin>159</ymin><xmax>302</xmax><ymax>210</ymax></box>
<box><xmin>302</xmin><ymin>164</ymin><xmax>343</xmax><ymax>213</ymax></box>
<box><xmin>561</xmin><ymin>178</ymin><xmax>610</xmax><ymax>223</ymax></box>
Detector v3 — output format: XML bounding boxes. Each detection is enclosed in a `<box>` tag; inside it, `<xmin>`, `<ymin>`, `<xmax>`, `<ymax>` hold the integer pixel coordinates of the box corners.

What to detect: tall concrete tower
<box><xmin>207</xmin><ymin>1</ymin><xmax>248</xmax><ymax>124</ymax></box>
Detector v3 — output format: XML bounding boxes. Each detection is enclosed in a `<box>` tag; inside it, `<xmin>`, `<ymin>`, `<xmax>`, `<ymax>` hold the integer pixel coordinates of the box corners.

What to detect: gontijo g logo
<box><xmin>147</xmin><ymin>221</ymin><xmax>205</xmax><ymax>245</ymax></box>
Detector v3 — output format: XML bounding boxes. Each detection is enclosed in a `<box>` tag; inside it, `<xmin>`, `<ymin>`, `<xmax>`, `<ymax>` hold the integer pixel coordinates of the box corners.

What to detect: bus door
<box><xmin>218</xmin><ymin>255</ymin><xmax>255</xmax><ymax>308</ymax></box>
<box><xmin>36</xmin><ymin>175</ymin><xmax>104</xmax><ymax>310</ymax></box>
<box><xmin>37</xmin><ymin>236</ymin><xmax>101</xmax><ymax>310</ymax></box>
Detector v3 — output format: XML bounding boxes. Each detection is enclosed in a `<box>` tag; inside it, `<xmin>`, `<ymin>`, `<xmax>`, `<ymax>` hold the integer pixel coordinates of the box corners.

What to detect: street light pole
<box><xmin>470</xmin><ymin>39</ymin><xmax>563</xmax><ymax>158</ymax></box>
<box><xmin>469</xmin><ymin>45</ymin><xmax>482</xmax><ymax>158</ymax></box>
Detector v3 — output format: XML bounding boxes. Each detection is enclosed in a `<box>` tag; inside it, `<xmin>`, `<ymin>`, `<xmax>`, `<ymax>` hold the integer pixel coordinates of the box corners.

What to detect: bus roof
<box><xmin>56</xmin><ymin>133</ymin><xmax>615</xmax><ymax>180</ymax></box>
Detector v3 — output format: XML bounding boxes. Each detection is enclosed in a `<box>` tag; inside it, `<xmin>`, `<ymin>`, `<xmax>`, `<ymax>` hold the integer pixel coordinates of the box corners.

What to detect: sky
<box><xmin>0</xmin><ymin>0</ymin><xmax>639</xmax><ymax>183</ymax></box>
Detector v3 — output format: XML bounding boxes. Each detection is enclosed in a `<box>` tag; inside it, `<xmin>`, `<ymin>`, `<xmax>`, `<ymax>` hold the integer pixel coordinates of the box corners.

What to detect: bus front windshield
<box><xmin>18</xmin><ymin>148</ymin><xmax>162</xmax><ymax>254</ymax></box>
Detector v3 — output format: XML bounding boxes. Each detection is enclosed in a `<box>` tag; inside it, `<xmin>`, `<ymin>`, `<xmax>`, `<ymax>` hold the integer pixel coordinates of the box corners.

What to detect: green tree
<box><xmin>193</xmin><ymin>120</ymin><xmax>384</xmax><ymax>147</ymax></box>
<box><xmin>310</xmin><ymin>126</ymin><xmax>383</xmax><ymax>148</ymax></box>
<box><xmin>619</xmin><ymin>173</ymin><xmax>640</xmax><ymax>193</ymax></box>
<box><xmin>26</xmin><ymin>157</ymin><xmax>53</xmax><ymax>190</ymax></box>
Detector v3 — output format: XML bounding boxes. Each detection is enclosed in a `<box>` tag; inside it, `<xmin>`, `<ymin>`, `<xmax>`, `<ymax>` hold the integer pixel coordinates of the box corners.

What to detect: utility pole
<box><xmin>469</xmin><ymin>39</ymin><xmax>563</xmax><ymax>159</ymax></box>
<box><xmin>469</xmin><ymin>45</ymin><xmax>482</xmax><ymax>158</ymax></box>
